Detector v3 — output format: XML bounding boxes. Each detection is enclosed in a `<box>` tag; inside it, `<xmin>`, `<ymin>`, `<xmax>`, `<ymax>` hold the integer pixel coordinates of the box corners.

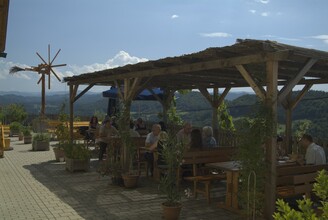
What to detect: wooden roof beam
<box><xmin>236</xmin><ymin>64</ymin><xmax>266</xmax><ymax>100</ymax></box>
<box><xmin>65</xmin><ymin>50</ymin><xmax>291</xmax><ymax>84</ymax></box>
<box><xmin>278</xmin><ymin>58</ymin><xmax>317</xmax><ymax>103</ymax></box>
<box><xmin>74</xmin><ymin>84</ymin><xmax>94</xmax><ymax>102</ymax></box>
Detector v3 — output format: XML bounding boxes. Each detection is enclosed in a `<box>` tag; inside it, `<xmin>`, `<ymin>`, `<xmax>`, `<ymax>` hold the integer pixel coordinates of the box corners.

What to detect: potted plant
<box><xmin>98</xmin><ymin>149</ymin><xmax>123</xmax><ymax>186</ymax></box>
<box><xmin>32</xmin><ymin>133</ymin><xmax>50</xmax><ymax>151</ymax></box>
<box><xmin>159</xmin><ymin>131</ymin><xmax>185</xmax><ymax>220</ymax></box>
<box><xmin>22</xmin><ymin>126</ymin><xmax>32</xmax><ymax>144</ymax></box>
<box><xmin>118</xmin><ymin>107</ymin><xmax>140</xmax><ymax>188</ymax></box>
<box><xmin>9</xmin><ymin>121</ymin><xmax>22</xmax><ymax>137</ymax></box>
<box><xmin>64</xmin><ymin>143</ymin><xmax>90</xmax><ymax>172</ymax></box>
<box><xmin>53</xmin><ymin>111</ymin><xmax>69</xmax><ymax>162</ymax></box>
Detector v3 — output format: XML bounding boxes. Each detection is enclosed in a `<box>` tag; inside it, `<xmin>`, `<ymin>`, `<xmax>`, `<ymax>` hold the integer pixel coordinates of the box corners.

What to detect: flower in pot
<box><xmin>32</xmin><ymin>133</ymin><xmax>50</xmax><ymax>151</ymax></box>
<box><xmin>158</xmin><ymin>131</ymin><xmax>185</xmax><ymax>220</ymax></box>
<box><xmin>22</xmin><ymin>126</ymin><xmax>32</xmax><ymax>144</ymax></box>
<box><xmin>63</xmin><ymin>143</ymin><xmax>91</xmax><ymax>172</ymax></box>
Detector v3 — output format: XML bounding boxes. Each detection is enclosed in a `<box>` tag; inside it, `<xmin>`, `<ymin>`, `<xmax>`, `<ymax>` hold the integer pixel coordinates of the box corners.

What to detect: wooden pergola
<box><xmin>0</xmin><ymin>0</ymin><xmax>10</xmax><ymax>58</ymax></box>
<box><xmin>64</xmin><ymin>39</ymin><xmax>328</xmax><ymax>219</ymax></box>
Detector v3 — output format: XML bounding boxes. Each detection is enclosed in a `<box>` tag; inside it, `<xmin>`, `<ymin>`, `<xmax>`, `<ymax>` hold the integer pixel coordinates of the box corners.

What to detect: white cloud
<box><xmin>249</xmin><ymin>9</ymin><xmax>256</xmax><ymax>14</ymax></box>
<box><xmin>200</xmin><ymin>32</ymin><xmax>232</xmax><ymax>38</ymax></box>
<box><xmin>261</xmin><ymin>12</ymin><xmax>269</xmax><ymax>17</ymax></box>
<box><xmin>69</xmin><ymin>51</ymin><xmax>148</xmax><ymax>75</ymax></box>
<box><xmin>311</xmin><ymin>35</ymin><xmax>328</xmax><ymax>44</ymax></box>
<box><xmin>0</xmin><ymin>51</ymin><xmax>148</xmax><ymax>92</ymax></box>
<box><xmin>171</xmin><ymin>14</ymin><xmax>179</xmax><ymax>19</ymax></box>
<box><xmin>255</xmin><ymin>0</ymin><xmax>270</xmax><ymax>4</ymax></box>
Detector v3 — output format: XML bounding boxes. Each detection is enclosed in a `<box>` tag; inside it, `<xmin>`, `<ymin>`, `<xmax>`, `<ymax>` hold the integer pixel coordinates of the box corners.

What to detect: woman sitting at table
<box><xmin>202</xmin><ymin>126</ymin><xmax>217</xmax><ymax>148</ymax></box>
<box><xmin>87</xmin><ymin>116</ymin><xmax>99</xmax><ymax>141</ymax></box>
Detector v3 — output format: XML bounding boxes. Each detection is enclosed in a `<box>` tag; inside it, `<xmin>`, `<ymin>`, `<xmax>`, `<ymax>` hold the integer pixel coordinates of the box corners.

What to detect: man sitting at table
<box><xmin>299</xmin><ymin>134</ymin><xmax>326</xmax><ymax>165</ymax></box>
<box><xmin>144</xmin><ymin>124</ymin><xmax>161</xmax><ymax>176</ymax></box>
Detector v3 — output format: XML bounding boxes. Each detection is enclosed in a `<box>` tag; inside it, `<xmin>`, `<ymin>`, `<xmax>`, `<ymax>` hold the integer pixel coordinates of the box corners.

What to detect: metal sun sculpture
<box><xmin>9</xmin><ymin>44</ymin><xmax>66</xmax><ymax>117</ymax></box>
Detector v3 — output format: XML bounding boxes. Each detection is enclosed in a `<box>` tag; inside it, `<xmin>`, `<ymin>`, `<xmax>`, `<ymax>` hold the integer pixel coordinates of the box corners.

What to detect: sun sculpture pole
<box><xmin>9</xmin><ymin>45</ymin><xmax>66</xmax><ymax>118</ymax></box>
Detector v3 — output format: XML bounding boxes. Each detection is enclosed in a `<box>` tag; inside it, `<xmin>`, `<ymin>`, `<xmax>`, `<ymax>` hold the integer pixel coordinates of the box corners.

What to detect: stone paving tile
<box><xmin>0</xmin><ymin>137</ymin><xmax>240</xmax><ymax>220</ymax></box>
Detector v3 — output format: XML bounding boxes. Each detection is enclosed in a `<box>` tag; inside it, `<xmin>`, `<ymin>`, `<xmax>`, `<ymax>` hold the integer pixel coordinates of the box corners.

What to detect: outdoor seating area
<box><xmin>0</xmin><ymin>136</ymin><xmax>239</xmax><ymax>220</ymax></box>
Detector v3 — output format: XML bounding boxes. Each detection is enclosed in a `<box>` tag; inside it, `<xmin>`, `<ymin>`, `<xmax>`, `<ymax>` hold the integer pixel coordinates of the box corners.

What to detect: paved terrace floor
<box><xmin>0</xmin><ymin>137</ymin><xmax>240</xmax><ymax>220</ymax></box>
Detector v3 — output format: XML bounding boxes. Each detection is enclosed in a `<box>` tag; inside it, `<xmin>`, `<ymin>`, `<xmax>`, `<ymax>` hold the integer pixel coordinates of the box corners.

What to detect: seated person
<box><xmin>129</xmin><ymin>120</ymin><xmax>140</xmax><ymax>137</ymax></box>
<box><xmin>87</xmin><ymin>116</ymin><xmax>99</xmax><ymax>141</ymax></box>
<box><xmin>299</xmin><ymin>134</ymin><xmax>326</xmax><ymax>165</ymax></box>
<box><xmin>97</xmin><ymin>118</ymin><xmax>119</xmax><ymax>161</ymax></box>
<box><xmin>189</xmin><ymin>128</ymin><xmax>203</xmax><ymax>150</ymax></box>
<box><xmin>135</xmin><ymin>117</ymin><xmax>148</xmax><ymax>135</ymax></box>
<box><xmin>144</xmin><ymin>124</ymin><xmax>161</xmax><ymax>176</ymax></box>
<box><xmin>202</xmin><ymin>126</ymin><xmax>217</xmax><ymax>148</ymax></box>
<box><xmin>176</xmin><ymin>121</ymin><xmax>192</xmax><ymax>148</ymax></box>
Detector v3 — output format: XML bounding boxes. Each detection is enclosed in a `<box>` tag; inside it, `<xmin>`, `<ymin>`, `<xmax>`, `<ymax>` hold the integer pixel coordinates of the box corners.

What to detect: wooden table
<box><xmin>206</xmin><ymin>161</ymin><xmax>240</xmax><ymax>211</ymax></box>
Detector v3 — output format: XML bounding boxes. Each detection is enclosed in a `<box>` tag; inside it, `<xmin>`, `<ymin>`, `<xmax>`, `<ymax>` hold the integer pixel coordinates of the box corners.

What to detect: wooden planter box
<box><xmin>33</xmin><ymin>141</ymin><xmax>50</xmax><ymax>151</ymax></box>
<box><xmin>4</xmin><ymin>138</ymin><xmax>10</xmax><ymax>150</ymax></box>
<box><xmin>65</xmin><ymin>157</ymin><xmax>89</xmax><ymax>172</ymax></box>
<box><xmin>24</xmin><ymin>136</ymin><xmax>32</xmax><ymax>144</ymax></box>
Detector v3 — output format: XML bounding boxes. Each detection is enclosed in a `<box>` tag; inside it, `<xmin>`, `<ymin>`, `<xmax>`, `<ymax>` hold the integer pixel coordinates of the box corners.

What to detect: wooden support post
<box><xmin>285</xmin><ymin>93</ymin><xmax>293</xmax><ymax>154</ymax></box>
<box><xmin>69</xmin><ymin>84</ymin><xmax>74</xmax><ymax>143</ymax></box>
<box><xmin>199</xmin><ymin>87</ymin><xmax>231</xmax><ymax>142</ymax></box>
<box><xmin>282</xmin><ymin>84</ymin><xmax>312</xmax><ymax>153</ymax></box>
<box><xmin>41</xmin><ymin>73</ymin><xmax>46</xmax><ymax>117</ymax></box>
<box><xmin>264</xmin><ymin>60</ymin><xmax>278</xmax><ymax>220</ymax></box>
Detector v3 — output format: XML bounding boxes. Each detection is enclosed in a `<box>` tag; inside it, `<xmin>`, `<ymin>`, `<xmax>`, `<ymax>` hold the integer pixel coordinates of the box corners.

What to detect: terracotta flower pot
<box><xmin>162</xmin><ymin>202</ymin><xmax>182</xmax><ymax>220</ymax></box>
<box><xmin>122</xmin><ymin>174</ymin><xmax>139</xmax><ymax>188</ymax></box>
<box><xmin>53</xmin><ymin>147</ymin><xmax>65</xmax><ymax>162</ymax></box>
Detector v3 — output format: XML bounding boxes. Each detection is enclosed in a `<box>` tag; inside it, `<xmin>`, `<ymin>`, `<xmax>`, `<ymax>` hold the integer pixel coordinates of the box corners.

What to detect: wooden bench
<box><xmin>277</xmin><ymin>164</ymin><xmax>328</xmax><ymax>199</ymax></box>
<box><xmin>46</xmin><ymin>120</ymin><xmax>90</xmax><ymax>141</ymax></box>
<box><xmin>0</xmin><ymin>125</ymin><xmax>11</xmax><ymax>153</ymax></box>
<box><xmin>179</xmin><ymin>147</ymin><xmax>238</xmax><ymax>204</ymax></box>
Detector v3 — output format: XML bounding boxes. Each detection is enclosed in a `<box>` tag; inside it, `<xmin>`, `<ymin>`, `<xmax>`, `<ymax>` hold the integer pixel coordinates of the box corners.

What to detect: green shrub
<box><xmin>33</xmin><ymin>133</ymin><xmax>50</xmax><ymax>142</ymax></box>
<box><xmin>273</xmin><ymin>170</ymin><xmax>328</xmax><ymax>220</ymax></box>
<box><xmin>63</xmin><ymin>143</ymin><xmax>90</xmax><ymax>160</ymax></box>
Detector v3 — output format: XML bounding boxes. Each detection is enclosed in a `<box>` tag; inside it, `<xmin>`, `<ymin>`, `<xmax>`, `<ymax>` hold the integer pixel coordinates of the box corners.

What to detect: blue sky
<box><xmin>1</xmin><ymin>0</ymin><xmax>328</xmax><ymax>93</ymax></box>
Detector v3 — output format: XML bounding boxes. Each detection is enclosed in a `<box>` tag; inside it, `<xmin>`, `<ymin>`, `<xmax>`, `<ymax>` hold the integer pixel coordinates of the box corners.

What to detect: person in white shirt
<box><xmin>176</xmin><ymin>121</ymin><xmax>192</xmax><ymax>148</ymax></box>
<box><xmin>300</xmin><ymin>134</ymin><xmax>326</xmax><ymax>165</ymax></box>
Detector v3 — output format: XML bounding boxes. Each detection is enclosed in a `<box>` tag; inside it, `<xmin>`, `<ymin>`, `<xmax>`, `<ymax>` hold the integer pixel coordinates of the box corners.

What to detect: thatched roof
<box><xmin>64</xmin><ymin>39</ymin><xmax>328</xmax><ymax>90</ymax></box>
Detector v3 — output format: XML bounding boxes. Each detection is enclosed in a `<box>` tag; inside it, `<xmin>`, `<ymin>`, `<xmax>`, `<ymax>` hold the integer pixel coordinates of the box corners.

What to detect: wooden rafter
<box><xmin>236</xmin><ymin>64</ymin><xmax>266</xmax><ymax>100</ymax></box>
<box><xmin>278</xmin><ymin>58</ymin><xmax>317</xmax><ymax>103</ymax></box>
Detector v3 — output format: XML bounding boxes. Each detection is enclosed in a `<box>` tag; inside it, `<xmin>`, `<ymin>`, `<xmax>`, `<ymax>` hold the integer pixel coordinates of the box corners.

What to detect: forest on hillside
<box><xmin>1</xmin><ymin>90</ymin><xmax>328</xmax><ymax>140</ymax></box>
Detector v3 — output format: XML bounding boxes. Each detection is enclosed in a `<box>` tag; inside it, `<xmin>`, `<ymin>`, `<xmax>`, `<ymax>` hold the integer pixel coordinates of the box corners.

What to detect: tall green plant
<box><xmin>117</xmin><ymin>101</ymin><xmax>135</xmax><ymax>173</ymax></box>
<box><xmin>218</xmin><ymin>101</ymin><xmax>235</xmax><ymax>131</ymax></box>
<box><xmin>159</xmin><ymin>131</ymin><xmax>185</xmax><ymax>206</ymax></box>
<box><xmin>55</xmin><ymin>103</ymin><xmax>69</xmax><ymax>146</ymax></box>
<box><xmin>235</xmin><ymin>103</ymin><xmax>273</xmax><ymax>217</ymax></box>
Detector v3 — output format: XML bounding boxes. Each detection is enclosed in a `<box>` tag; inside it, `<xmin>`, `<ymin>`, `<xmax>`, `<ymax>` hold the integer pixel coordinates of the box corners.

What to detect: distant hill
<box><xmin>1</xmin><ymin>90</ymin><xmax>328</xmax><ymax>139</ymax></box>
